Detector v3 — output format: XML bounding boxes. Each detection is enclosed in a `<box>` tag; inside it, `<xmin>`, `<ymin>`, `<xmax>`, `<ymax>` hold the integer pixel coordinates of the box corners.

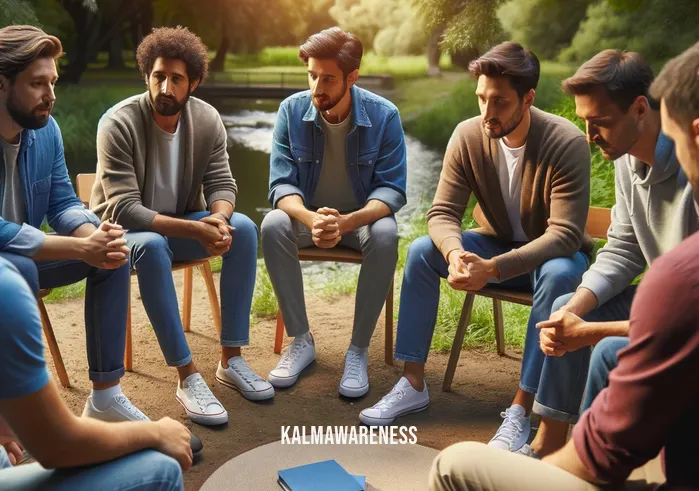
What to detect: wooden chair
<box><xmin>442</xmin><ymin>204</ymin><xmax>612</xmax><ymax>391</ymax></box>
<box><xmin>75</xmin><ymin>173</ymin><xmax>222</xmax><ymax>371</ymax></box>
<box><xmin>37</xmin><ymin>289</ymin><xmax>71</xmax><ymax>388</ymax></box>
<box><xmin>273</xmin><ymin>246</ymin><xmax>395</xmax><ymax>365</ymax></box>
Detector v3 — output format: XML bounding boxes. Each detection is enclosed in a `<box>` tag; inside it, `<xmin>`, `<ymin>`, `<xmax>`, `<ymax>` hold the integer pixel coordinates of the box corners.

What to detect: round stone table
<box><xmin>201</xmin><ymin>440</ymin><xmax>440</xmax><ymax>491</ymax></box>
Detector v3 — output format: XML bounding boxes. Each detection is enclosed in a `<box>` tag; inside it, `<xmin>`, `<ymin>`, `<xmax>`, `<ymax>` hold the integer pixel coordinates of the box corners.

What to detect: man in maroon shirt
<box><xmin>428</xmin><ymin>40</ymin><xmax>699</xmax><ymax>491</ymax></box>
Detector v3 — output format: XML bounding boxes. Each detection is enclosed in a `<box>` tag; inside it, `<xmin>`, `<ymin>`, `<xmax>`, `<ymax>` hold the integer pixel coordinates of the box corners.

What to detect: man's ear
<box><xmin>190</xmin><ymin>78</ymin><xmax>200</xmax><ymax>93</ymax></box>
<box><xmin>524</xmin><ymin>88</ymin><xmax>536</xmax><ymax>108</ymax></box>
<box><xmin>693</xmin><ymin>117</ymin><xmax>699</xmax><ymax>148</ymax></box>
<box><xmin>346</xmin><ymin>69</ymin><xmax>359</xmax><ymax>88</ymax></box>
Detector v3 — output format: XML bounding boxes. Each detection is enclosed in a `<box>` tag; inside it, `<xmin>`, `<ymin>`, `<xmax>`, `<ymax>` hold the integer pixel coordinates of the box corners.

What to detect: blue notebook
<box><xmin>278</xmin><ymin>460</ymin><xmax>364</xmax><ymax>491</ymax></box>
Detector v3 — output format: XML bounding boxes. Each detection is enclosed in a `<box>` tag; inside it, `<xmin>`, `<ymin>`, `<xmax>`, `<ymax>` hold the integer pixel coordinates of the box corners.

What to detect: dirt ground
<box><xmin>43</xmin><ymin>270</ymin><xmax>525</xmax><ymax>490</ymax></box>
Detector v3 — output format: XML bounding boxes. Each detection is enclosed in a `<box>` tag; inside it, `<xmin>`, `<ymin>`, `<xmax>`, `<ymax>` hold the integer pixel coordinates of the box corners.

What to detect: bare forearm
<box><xmin>345</xmin><ymin>199</ymin><xmax>391</xmax><ymax>230</ymax></box>
<box><xmin>277</xmin><ymin>194</ymin><xmax>314</xmax><ymax>229</ymax></box>
<box><xmin>562</xmin><ymin>288</ymin><xmax>599</xmax><ymax>317</ymax></box>
<box><xmin>32</xmin><ymin>234</ymin><xmax>86</xmax><ymax>262</ymax></box>
<box><xmin>544</xmin><ymin>440</ymin><xmax>606</xmax><ymax>486</ymax></box>
<box><xmin>210</xmin><ymin>200</ymin><xmax>234</xmax><ymax>220</ymax></box>
<box><xmin>71</xmin><ymin>223</ymin><xmax>97</xmax><ymax>238</ymax></box>
<box><xmin>151</xmin><ymin>214</ymin><xmax>199</xmax><ymax>239</ymax></box>
<box><xmin>582</xmin><ymin>320</ymin><xmax>629</xmax><ymax>344</ymax></box>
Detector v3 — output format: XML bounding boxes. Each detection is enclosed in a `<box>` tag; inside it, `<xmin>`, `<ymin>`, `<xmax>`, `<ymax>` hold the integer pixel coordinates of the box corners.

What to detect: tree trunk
<box><xmin>107</xmin><ymin>29</ymin><xmax>125</xmax><ymax>69</ymax></box>
<box><xmin>60</xmin><ymin>0</ymin><xmax>101</xmax><ymax>84</ymax></box>
<box><xmin>427</xmin><ymin>24</ymin><xmax>445</xmax><ymax>77</ymax></box>
<box><xmin>210</xmin><ymin>24</ymin><xmax>229</xmax><ymax>72</ymax></box>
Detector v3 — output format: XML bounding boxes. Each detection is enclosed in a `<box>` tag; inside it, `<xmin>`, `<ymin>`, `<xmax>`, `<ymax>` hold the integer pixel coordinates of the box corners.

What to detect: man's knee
<box><xmin>429</xmin><ymin>442</ymin><xmax>486</xmax><ymax>491</ymax></box>
<box><xmin>228</xmin><ymin>212</ymin><xmax>258</xmax><ymax>252</ymax></box>
<box><xmin>591</xmin><ymin>336</ymin><xmax>627</xmax><ymax>370</ymax></box>
<box><xmin>0</xmin><ymin>252</ymin><xmax>39</xmax><ymax>296</ymax></box>
<box><xmin>261</xmin><ymin>209</ymin><xmax>293</xmax><ymax>245</ymax></box>
<box><xmin>366</xmin><ymin>217</ymin><xmax>398</xmax><ymax>255</ymax></box>
<box><xmin>129</xmin><ymin>233</ymin><xmax>170</xmax><ymax>263</ymax></box>
<box><xmin>539</xmin><ymin>257</ymin><xmax>585</xmax><ymax>287</ymax></box>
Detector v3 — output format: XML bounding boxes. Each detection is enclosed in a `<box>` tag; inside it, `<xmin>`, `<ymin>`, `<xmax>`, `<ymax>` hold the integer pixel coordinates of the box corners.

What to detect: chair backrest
<box><xmin>76</xmin><ymin>173</ymin><xmax>96</xmax><ymax>207</ymax></box>
<box><xmin>472</xmin><ymin>203</ymin><xmax>611</xmax><ymax>240</ymax></box>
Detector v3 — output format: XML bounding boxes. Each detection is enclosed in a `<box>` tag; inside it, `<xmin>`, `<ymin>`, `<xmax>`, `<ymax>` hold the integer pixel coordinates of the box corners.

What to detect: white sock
<box><xmin>348</xmin><ymin>344</ymin><xmax>368</xmax><ymax>355</ymax></box>
<box><xmin>91</xmin><ymin>384</ymin><xmax>122</xmax><ymax>411</ymax></box>
<box><xmin>295</xmin><ymin>332</ymin><xmax>313</xmax><ymax>344</ymax></box>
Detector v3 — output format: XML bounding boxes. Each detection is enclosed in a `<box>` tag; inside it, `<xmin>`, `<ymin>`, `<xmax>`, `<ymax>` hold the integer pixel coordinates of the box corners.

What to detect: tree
<box><xmin>0</xmin><ymin>0</ymin><xmax>40</xmax><ymax>27</ymax></box>
<box><xmin>497</xmin><ymin>0</ymin><xmax>589</xmax><ymax>60</ymax></box>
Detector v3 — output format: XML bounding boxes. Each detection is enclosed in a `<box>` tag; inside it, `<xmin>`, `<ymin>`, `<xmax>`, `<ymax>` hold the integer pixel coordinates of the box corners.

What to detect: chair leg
<box><xmin>274</xmin><ymin>308</ymin><xmax>285</xmax><ymax>354</ymax></box>
<box><xmin>199</xmin><ymin>262</ymin><xmax>222</xmax><ymax>337</ymax></box>
<box><xmin>443</xmin><ymin>293</ymin><xmax>476</xmax><ymax>392</ymax></box>
<box><xmin>182</xmin><ymin>267</ymin><xmax>193</xmax><ymax>332</ymax></box>
<box><xmin>384</xmin><ymin>279</ymin><xmax>394</xmax><ymax>366</ymax></box>
<box><xmin>493</xmin><ymin>298</ymin><xmax>505</xmax><ymax>356</ymax></box>
<box><xmin>38</xmin><ymin>299</ymin><xmax>70</xmax><ymax>388</ymax></box>
<box><xmin>124</xmin><ymin>279</ymin><xmax>133</xmax><ymax>371</ymax></box>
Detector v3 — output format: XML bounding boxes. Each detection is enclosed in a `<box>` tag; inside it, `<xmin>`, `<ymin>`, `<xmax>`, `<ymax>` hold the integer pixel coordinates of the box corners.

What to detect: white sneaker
<box><xmin>359</xmin><ymin>377</ymin><xmax>429</xmax><ymax>426</ymax></box>
<box><xmin>267</xmin><ymin>336</ymin><xmax>316</xmax><ymax>388</ymax></box>
<box><xmin>216</xmin><ymin>356</ymin><xmax>275</xmax><ymax>401</ymax></box>
<box><xmin>339</xmin><ymin>349</ymin><xmax>369</xmax><ymax>398</ymax></box>
<box><xmin>516</xmin><ymin>443</ymin><xmax>540</xmax><ymax>459</ymax></box>
<box><xmin>488</xmin><ymin>405</ymin><xmax>530</xmax><ymax>451</ymax></box>
<box><xmin>176</xmin><ymin>373</ymin><xmax>228</xmax><ymax>426</ymax></box>
<box><xmin>82</xmin><ymin>393</ymin><xmax>149</xmax><ymax>422</ymax></box>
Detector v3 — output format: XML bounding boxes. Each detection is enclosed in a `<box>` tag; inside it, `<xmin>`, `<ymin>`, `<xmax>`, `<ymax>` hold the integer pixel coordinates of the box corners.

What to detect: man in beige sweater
<box><xmin>360</xmin><ymin>42</ymin><xmax>593</xmax><ymax>440</ymax></box>
<box><xmin>91</xmin><ymin>27</ymin><xmax>272</xmax><ymax>429</ymax></box>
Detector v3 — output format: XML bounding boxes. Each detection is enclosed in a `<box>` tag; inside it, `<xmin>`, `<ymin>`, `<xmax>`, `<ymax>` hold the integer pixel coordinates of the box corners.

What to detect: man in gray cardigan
<box><xmin>522</xmin><ymin>50</ymin><xmax>699</xmax><ymax>458</ymax></box>
<box><xmin>91</xmin><ymin>27</ymin><xmax>273</xmax><ymax>427</ymax></box>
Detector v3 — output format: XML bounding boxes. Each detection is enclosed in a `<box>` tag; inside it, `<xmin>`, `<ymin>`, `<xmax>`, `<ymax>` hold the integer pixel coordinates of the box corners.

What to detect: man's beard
<box><xmin>151</xmin><ymin>91</ymin><xmax>190</xmax><ymax>117</ymax></box>
<box><xmin>6</xmin><ymin>89</ymin><xmax>51</xmax><ymax>130</ymax></box>
<box><xmin>483</xmin><ymin>101</ymin><xmax>525</xmax><ymax>139</ymax></box>
<box><xmin>312</xmin><ymin>82</ymin><xmax>347</xmax><ymax>112</ymax></box>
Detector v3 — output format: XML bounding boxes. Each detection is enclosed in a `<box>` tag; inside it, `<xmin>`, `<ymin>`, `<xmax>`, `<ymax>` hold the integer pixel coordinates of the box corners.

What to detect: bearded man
<box><xmin>262</xmin><ymin>27</ymin><xmax>407</xmax><ymax>398</ymax></box>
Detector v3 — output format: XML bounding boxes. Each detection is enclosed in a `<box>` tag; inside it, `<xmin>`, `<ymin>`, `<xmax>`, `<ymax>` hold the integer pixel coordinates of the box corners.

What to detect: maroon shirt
<box><xmin>574</xmin><ymin>231</ymin><xmax>699</xmax><ymax>487</ymax></box>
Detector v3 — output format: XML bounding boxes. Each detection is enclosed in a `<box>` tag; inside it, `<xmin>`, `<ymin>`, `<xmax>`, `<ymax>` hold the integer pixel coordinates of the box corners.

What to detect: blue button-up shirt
<box><xmin>0</xmin><ymin>116</ymin><xmax>100</xmax><ymax>255</ymax></box>
<box><xmin>269</xmin><ymin>85</ymin><xmax>407</xmax><ymax>213</ymax></box>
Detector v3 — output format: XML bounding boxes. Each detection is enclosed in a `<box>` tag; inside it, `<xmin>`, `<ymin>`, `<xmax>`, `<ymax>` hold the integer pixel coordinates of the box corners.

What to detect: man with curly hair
<box><xmin>91</xmin><ymin>26</ymin><xmax>273</xmax><ymax>427</ymax></box>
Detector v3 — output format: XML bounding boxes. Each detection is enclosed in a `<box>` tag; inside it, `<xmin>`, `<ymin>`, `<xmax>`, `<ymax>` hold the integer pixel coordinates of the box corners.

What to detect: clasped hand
<box><xmin>81</xmin><ymin>221</ymin><xmax>130</xmax><ymax>269</ymax></box>
<box><xmin>447</xmin><ymin>250</ymin><xmax>497</xmax><ymax>291</ymax></box>
<box><xmin>311</xmin><ymin>207</ymin><xmax>351</xmax><ymax>249</ymax></box>
<box><xmin>197</xmin><ymin>215</ymin><xmax>234</xmax><ymax>257</ymax></box>
<box><xmin>537</xmin><ymin>308</ymin><xmax>587</xmax><ymax>356</ymax></box>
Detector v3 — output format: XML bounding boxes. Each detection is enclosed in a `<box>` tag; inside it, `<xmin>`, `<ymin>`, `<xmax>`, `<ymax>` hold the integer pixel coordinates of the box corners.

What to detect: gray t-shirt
<box><xmin>148</xmin><ymin>121</ymin><xmax>183</xmax><ymax>214</ymax></box>
<box><xmin>310</xmin><ymin>113</ymin><xmax>359</xmax><ymax>212</ymax></box>
<box><xmin>1</xmin><ymin>135</ymin><xmax>26</xmax><ymax>224</ymax></box>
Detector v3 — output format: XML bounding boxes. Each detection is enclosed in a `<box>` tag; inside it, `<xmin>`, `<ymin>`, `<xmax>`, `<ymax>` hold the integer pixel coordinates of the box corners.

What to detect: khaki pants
<box><xmin>429</xmin><ymin>442</ymin><xmax>665</xmax><ymax>491</ymax></box>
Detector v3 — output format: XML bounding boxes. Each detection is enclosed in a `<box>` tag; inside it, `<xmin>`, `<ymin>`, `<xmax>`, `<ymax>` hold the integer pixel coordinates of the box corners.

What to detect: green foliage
<box><xmin>497</xmin><ymin>0</ymin><xmax>589</xmax><ymax>59</ymax></box>
<box><xmin>0</xmin><ymin>0</ymin><xmax>39</xmax><ymax>27</ymax></box>
<box><xmin>251</xmin><ymin>261</ymin><xmax>279</xmax><ymax>318</ymax></box>
<box><xmin>43</xmin><ymin>279</ymin><xmax>86</xmax><ymax>303</ymax></box>
<box><xmin>414</xmin><ymin>0</ymin><xmax>507</xmax><ymax>53</ymax></box>
<box><xmin>559</xmin><ymin>0</ymin><xmax>699</xmax><ymax>64</ymax></box>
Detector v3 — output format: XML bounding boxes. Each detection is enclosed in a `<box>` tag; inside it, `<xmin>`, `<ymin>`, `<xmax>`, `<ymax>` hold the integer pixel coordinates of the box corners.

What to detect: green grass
<box><xmin>42</xmin><ymin>280</ymin><xmax>86</xmax><ymax>304</ymax></box>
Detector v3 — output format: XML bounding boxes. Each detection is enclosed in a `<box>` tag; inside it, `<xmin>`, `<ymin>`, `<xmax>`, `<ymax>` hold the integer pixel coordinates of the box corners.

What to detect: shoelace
<box><xmin>187</xmin><ymin>377</ymin><xmax>219</xmax><ymax>411</ymax></box>
<box><xmin>344</xmin><ymin>351</ymin><xmax>365</xmax><ymax>382</ymax></box>
<box><xmin>373</xmin><ymin>384</ymin><xmax>405</xmax><ymax>410</ymax></box>
<box><xmin>491</xmin><ymin>410</ymin><xmax>524</xmax><ymax>446</ymax></box>
<box><xmin>230</xmin><ymin>359</ymin><xmax>262</xmax><ymax>385</ymax></box>
<box><xmin>277</xmin><ymin>340</ymin><xmax>306</xmax><ymax>371</ymax></box>
<box><xmin>114</xmin><ymin>394</ymin><xmax>148</xmax><ymax>421</ymax></box>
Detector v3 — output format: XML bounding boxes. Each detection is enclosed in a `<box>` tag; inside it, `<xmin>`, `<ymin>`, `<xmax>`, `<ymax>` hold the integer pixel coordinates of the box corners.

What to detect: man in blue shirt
<box><xmin>0</xmin><ymin>256</ymin><xmax>190</xmax><ymax>490</ymax></box>
<box><xmin>0</xmin><ymin>25</ymin><xmax>191</xmax><ymax>445</ymax></box>
<box><xmin>261</xmin><ymin>27</ymin><xmax>407</xmax><ymax>397</ymax></box>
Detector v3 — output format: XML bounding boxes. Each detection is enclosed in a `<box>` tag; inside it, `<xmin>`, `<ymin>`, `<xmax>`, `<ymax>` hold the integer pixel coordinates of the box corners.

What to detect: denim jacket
<box><xmin>269</xmin><ymin>86</ymin><xmax>407</xmax><ymax>213</ymax></box>
<box><xmin>0</xmin><ymin>116</ymin><xmax>100</xmax><ymax>255</ymax></box>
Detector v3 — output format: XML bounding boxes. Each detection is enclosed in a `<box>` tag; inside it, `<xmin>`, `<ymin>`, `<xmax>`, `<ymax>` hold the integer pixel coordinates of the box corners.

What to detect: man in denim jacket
<box><xmin>262</xmin><ymin>27</ymin><xmax>407</xmax><ymax>397</ymax></box>
<box><xmin>0</xmin><ymin>27</ymin><xmax>147</xmax><ymax>428</ymax></box>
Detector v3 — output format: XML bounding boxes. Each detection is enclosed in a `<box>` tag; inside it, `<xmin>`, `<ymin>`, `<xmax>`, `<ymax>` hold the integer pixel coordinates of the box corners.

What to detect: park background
<box><xmin>0</xmin><ymin>1</ymin><xmax>697</xmax><ymax>488</ymax></box>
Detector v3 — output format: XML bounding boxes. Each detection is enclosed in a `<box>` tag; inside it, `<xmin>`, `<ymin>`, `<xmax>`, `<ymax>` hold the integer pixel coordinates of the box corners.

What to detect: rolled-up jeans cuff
<box><xmin>532</xmin><ymin>400</ymin><xmax>579</xmax><ymax>424</ymax></box>
<box><xmin>395</xmin><ymin>353</ymin><xmax>426</xmax><ymax>363</ymax></box>
<box><xmin>519</xmin><ymin>382</ymin><xmax>538</xmax><ymax>394</ymax></box>
<box><xmin>221</xmin><ymin>338</ymin><xmax>249</xmax><ymax>348</ymax></box>
<box><xmin>167</xmin><ymin>354</ymin><xmax>193</xmax><ymax>368</ymax></box>
<box><xmin>89</xmin><ymin>366</ymin><xmax>125</xmax><ymax>383</ymax></box>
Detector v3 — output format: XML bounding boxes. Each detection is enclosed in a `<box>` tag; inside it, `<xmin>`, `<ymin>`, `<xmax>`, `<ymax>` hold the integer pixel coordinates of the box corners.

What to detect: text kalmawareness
<box><xmin>281</xmin><ymin>426</ymin><xmax>418</xmax><ymax>445</ymax></box>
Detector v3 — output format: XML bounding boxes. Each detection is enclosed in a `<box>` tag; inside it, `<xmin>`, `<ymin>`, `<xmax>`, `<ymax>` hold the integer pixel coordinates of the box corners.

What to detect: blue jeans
<box><xmin>0</xmin><ymin>252</ymin><xmax>130</xmax><ymax>383</ymax></box>
<box><xmin>394</xmin><ymin>231</ymin><xmax>588</xmax><ymax>392</ymax></box>
<box><xmin>582</xmin><ymin>336</ymin><xmax>629</xmax><ymax>412</ymax></box>
<box><xmin>533</xmin><ymin>287</ymin><xmax>636</xmax><ymax>423</ymax></box>
<box><xmin>0</xmin><ymin>450</ymin><xmax>182</xmax><ymax>491</ymax></box>
<box><xmin>125</xmin><ymin>212</ymin><xmax>257</xmax><ymax>367</ymax></box>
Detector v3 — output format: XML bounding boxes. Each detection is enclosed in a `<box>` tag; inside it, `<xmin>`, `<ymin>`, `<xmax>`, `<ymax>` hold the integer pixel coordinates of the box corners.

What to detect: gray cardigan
<box><xmin>91</xmin><ymin>92</ymin><xmax>236</xmax><ymax>229</ymax></box>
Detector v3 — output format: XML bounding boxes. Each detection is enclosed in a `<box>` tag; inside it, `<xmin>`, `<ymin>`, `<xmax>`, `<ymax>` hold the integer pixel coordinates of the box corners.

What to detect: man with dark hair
<box><xmin>262</xmin><ymin>27</ymin><xmax>407</xmax><ymax>396</ymax></box>
<box><xmin>525</xmin><ymin>49</ymin><xmax>698</xmax><ymax>458</ymax></box>
<box><xmin>92</xmin><ymin>26</ymin><xmax>273</xmax><ymax>428</ymax></box>
<box><xmin>361</xmin><ymin>41</ymin><xmax>592</xmax><ymax>431</ymax></box>
<box><xmin>0</xmin><ymin>24</ymin><xmax>156</xmax><ymax>444</ymax></box>
<box><xmin>427</xmin><ymin>41</ymin><xmax>699</xmax><ymax>491</ymax></box>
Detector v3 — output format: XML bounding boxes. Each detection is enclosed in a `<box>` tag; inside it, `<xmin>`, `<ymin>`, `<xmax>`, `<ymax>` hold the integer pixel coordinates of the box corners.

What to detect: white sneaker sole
<box><xmin>215</xmin><ymin>374</ymin><xmax>275</xmax><ymax>401</ymax></box>
<box><xmin>339</xmin><ymin>381</ymin><xmax>369</xmax><ymax>398</ymax></box>
<box><xmin>267</xmin><ymin>357</ymin><xmax>315</xmax><ymax>388</ymax></box>
<box><xmin>175</xmin><ymin>395</ymin><xmax>229</xmax><ymax>426</ymax></box>
<box><xmin>359</xmin><ymin>401</ymin><xmax>429</xmax><ymax>426</ymax></box>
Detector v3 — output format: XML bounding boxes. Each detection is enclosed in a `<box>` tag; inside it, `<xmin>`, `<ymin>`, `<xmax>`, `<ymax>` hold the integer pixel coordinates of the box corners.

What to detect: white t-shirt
<box><xmin>1</xmin><ymin>135</ymin><xmax>26</xmax><ymax>224</ymax></box>
<box><xmin>148</xmin><ymin>122</ymin><xmax>183</xmax><ymax>214</ymax></box>
<box><xmin>495</xmin><ymin>138</ymin><xmax>528</xmax><ymax>242</ymax></box>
